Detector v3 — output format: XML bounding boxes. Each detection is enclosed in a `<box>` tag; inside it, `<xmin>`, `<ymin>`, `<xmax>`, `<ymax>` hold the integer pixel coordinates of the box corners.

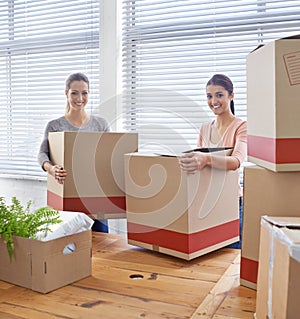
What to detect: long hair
<box><xmin>65</xmin><ymin>73</ymin><xmax>90</xmax><ymax>113</ymax></box>
<box><xmin>206</xmin><ymin>74</ymin><xmax>235</xmax><ymax>115</ymax></box>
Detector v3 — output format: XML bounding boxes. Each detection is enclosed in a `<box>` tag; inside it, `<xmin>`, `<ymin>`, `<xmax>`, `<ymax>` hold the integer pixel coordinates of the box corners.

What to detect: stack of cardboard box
<box><xmin>240</xmin><ymin>34</ymin><xmax>300</xmax><ymax>317</ymax></box>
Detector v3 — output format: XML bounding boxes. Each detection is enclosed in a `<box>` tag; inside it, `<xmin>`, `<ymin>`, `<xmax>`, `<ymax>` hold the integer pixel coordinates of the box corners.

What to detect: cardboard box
<box><xmin>240</xmin><ymin>165</ymin><xmax>300</xmax><ymax>289</ymax></box>
<box><xmin>0</xmin><ymin>230</ymin><xmax>92</xmax><ymax>293</ymax></box>
<box><xmin>255</xmin><ymin>216</ymin><xmax>300</xmax><ymax>319</ymax></box>
<box><xmin>47</xmin><ymin>132</ymin><xmax>138</xmax><ymax>219</ymax></box>
<box><xmin>247</xmin><ymin>35</ymin><xmax>300</xmax><ymax>172</ymax></box>
<box><xmin>124</xmin><ymin>153</ymin><xmax>240</xmax><ymax>260</ymax></box>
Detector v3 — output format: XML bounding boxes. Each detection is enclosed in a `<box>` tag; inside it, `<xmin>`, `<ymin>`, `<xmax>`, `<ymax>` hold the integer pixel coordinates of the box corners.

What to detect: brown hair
<box><xmin>65</xmin><ymin>73</ymin><xmax>90</xmax><ymax>112</ymax></box>
<box><xmin>206</xmin><ymin>74</ymin><xmax>235</xmax><ymax>115</ymax></box>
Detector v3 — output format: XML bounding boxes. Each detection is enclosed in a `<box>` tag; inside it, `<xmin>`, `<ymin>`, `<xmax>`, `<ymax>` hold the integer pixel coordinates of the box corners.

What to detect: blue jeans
<box><xmin>226</xmin><ymin>197</ymin><xmax>243</xmax><ymax>249</ymax></box>
<box><xmin>91</xmin><ymin>219</ymin><xmax>109</xmax><ymax>233</ymax></box>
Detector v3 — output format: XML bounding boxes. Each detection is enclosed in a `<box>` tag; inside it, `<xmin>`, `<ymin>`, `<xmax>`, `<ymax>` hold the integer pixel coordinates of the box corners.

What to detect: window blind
<box><xmin>122</xmin><ymin>0</ymin><xmax>300</xmax><ymax>154</ymax></box>
<box><xmin>0</xmin><ymin>0</ymin><xmax>100</xmax><ymax>178</ymax></box>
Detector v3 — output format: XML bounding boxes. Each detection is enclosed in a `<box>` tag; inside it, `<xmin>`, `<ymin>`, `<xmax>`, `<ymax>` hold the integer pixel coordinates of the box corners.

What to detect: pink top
<box><xmin>197</xmin><ymin>117</ymin><xmax>247</xmax><ymax>197</ymax></box>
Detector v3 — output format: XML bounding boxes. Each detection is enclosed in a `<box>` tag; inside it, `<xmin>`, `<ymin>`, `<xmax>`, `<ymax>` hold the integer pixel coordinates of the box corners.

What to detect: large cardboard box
<box><xmin>47</xmin><ymin>132</ymin><xmax>138</xmax><ymax>219</ymax></box>
<box><xmin>0</xmin><ymin>230</ymin><xmax>92</xmax><ymax>293</ymax></box>
<box><xmin>247</xmin><ymin>35</ymin><xmax>300</xmax><ymax>172</ymax></box>
<box><xmin>255</xmin><ymin>216</ymin><xmax>300</xmax><ymax>319</ymax></box>
<box><xmin>124</xmin><ymin>153</ymin><xmax>240</xmax><ymax>260</ymax></box>
<box><xmin>240</xmin><ymin>165</ymin><xmax>300</xmax><ymax>289</ymax></box>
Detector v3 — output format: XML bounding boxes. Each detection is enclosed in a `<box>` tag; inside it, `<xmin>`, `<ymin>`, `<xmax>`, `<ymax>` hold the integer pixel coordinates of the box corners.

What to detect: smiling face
<box><xmin>206</xmin><ymin>84</ymin><xmax>234</xmax><ymax>115</ymax></box>
<box><xmin>65</xmin><ymin>80</ymin><xmax>89</xmax><ymax>112</ymax></box>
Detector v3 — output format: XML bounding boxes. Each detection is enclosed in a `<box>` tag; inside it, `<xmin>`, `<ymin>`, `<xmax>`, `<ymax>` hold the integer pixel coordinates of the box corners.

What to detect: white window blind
<box><xmin>0</xmin><ymin>0</ymin><xmax>100</xmax><ymax>178</ymax></box>
<box><xmin>122</xmin><ymin>0</ymin><xmax>300</xmax><ymax>154</ymax></box>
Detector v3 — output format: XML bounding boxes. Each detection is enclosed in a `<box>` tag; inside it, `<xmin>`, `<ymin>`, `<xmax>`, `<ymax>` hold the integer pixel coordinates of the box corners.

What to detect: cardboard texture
<box><xmin>124</xmin><ymin>153</ymin><xmax>240</xmax><ymax>260</ymax></box>
<box><xmin>47</xmin><ymin>132</ymin><xmax>138</xmax><ymax>219</ymax></box>
<box><xmin>255</xmin><ymin>216</ymin><xmax>300</xmax><ymax>319</ymax></box>
<box><xmin>0</xmin><ymin>230</ymin><xmax>92</xmax><ymax>293</ymax></box>
<box><xmin>240</xmin><ymin>165</ymin><xmax>300</xmax><ymax>290</ymax></box>
<box><xmin>247</xmin><ymin>35</ymin><xmax>300</xmax><ymax>171</ymax></box>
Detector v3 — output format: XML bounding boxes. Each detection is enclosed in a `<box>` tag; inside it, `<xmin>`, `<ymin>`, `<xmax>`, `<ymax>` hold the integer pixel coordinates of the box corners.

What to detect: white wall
<box><xmin>99</xmin><ymin>0</ymin><xmax>122</xmax><ymax>131</ymax></box>
<box><xmin>0</xmin><ymin>0</ymin><xmax>125</xmax><ymax>233</ymax></box>
<box><xmin>0</xmin><ymin>177</ymin><xmax>47</xmax><ymax>210</ymax></box>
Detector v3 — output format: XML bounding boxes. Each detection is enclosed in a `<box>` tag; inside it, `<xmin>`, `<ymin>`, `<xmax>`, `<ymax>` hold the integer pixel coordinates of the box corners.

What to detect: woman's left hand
<box><xmin>49</xmin><ymin>165</ymin><xmax>67</xmax><ymax>184</ymax></box>
<box><xmin>179</xmin><ymin>152</ymin><xmax>208</xmax><ymax>174</ymax></box>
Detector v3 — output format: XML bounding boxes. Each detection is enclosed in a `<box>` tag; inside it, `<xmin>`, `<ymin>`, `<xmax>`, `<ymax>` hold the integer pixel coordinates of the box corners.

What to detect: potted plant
<box><xmin>0</xmin><ymin>196</ymin><xmax>61</xmax><ymax>262</ymax></box>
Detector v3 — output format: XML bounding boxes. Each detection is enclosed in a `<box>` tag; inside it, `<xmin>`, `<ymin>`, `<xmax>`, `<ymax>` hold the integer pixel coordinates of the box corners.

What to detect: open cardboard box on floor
<box><xmin>240</xmin><ymin>164</ymin><xmax>300</xmax><ymax>290</ymax></box>
<box><xmin>124</xmin><ymin>152</ymin><xmax>240</xmax><ymax>260</ymax></box>
<box><xmin>0</xmin><ymin>230</ymin><xmax>92</xmax><ymax>293</ymax></box>
<box><xmin>247</xmin><ymin>35</ymin><xmax>300</xmax><ymax>172</ymax></box>
<box><xmin>255</xmin><ymin>216</ymin><xmax>300</xmax><ymax>319</ymax></box>
<box><xmin>47</xmin><ymin>132</ymin><xmax>138</xmax><ymax>219</ymax></box>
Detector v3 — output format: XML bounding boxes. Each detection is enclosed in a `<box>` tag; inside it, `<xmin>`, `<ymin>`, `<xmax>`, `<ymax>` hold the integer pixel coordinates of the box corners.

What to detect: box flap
<box><xmin>281</xmin><ymin>34</ymin><xmax>300</xmax><ymax>40</ymax></box>
<box><xmin>155</xmin><ymin>147</ymin><xmax>233</xmax><ymax>158</ymax></box>
<box><xmin>279</xmin><ymin>228</ymin><xmax>300</xmax><ymax>244</ymax></box>
<box><xmin>249</xmin><ymin>34</ymin><xmax>300</xmax><ymax>53</ymax></box>
<box><xmin>250</xmin><ymin>44</ymin><xmax>264</xmax><ymax>53</ymax></box>
<box><xmin>264</xmin><ymin>217</ymin><xmax>300</xmax><ymax>261</ymax></box>
<box><xmin>262</xmin><ymin>215</ymin><xmax>300</xmax><ymax>228</ymax></box>
<box><xmin>275</xmin><ymin>228</ymin><xmax>300</xmax><ymax>262</ymax></box>
<box><xmin>183</xmin><ymin>147</ymin><xmax>233</xmax><ymax>154</ymax></box>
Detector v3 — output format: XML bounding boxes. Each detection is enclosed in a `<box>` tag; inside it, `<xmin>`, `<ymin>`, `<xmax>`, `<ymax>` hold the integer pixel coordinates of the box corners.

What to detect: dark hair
<box><xmin>65</xmin><ymin>72</ymin><xmax>89</xmax><ymax>91</ymax></box>
<box><xmin>206</xmin><ymin>74</ymin><xmax>235</xmax><ymax>115</ymax></box>
<box><xmin>65</xmin><ymin>73</ymin><xmax>89</xmax><ymax>112</ymax></box>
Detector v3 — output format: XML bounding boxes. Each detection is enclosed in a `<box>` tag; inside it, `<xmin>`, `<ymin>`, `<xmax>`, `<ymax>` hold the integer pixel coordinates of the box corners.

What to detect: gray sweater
<box><xmin>37</xmin><ymin>115</ymin><xmax>110</xmax><ymax>168</ymax></box>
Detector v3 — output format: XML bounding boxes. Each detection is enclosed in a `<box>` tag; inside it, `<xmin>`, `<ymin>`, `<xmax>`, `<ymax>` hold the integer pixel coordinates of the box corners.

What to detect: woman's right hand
<box><xmin>49</xmin><ymin>164</ymin><xmax>67</xmax><ymax>184</ymax></box>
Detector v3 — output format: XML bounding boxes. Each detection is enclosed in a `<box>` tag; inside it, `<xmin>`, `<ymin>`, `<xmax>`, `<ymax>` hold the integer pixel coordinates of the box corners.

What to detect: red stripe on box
<box><xmin>240</xmin><ymin>257</ymin><xmax>258</xmax><ymax>284</ymax></box>
<box><xmin>47</xmin><ymin>190</ymin><xmax>126</xmax><ymax>215</ymax></box>
<box><xmin>248</xmin><ymin>135</ymin><xmax>300</xmax><ymax>164</ymax></box>
<box><xmin>127</xmin><ymin>219</ymin><xmax>239</xmax><ymax>254</ymax></box>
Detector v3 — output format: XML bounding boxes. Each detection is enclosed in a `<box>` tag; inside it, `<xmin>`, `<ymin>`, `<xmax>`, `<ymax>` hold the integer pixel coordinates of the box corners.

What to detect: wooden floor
<box><xmin>0</xmin><ymin>232</ymin><xmax>256</xmax><ymax>319</ymax></box>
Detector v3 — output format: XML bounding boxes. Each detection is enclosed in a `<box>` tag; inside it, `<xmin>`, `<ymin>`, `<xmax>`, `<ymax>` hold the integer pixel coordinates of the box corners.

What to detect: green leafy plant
<box><xmin>0</xmin><ymin>196</ymin><xmax>62</xmax><ymax>262</ymax></box>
